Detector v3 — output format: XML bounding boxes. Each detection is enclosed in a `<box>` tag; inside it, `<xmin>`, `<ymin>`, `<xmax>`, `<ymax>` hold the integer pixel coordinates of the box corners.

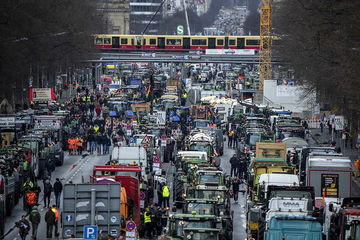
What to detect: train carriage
<box><xmin>94</xmin><ymin>34</ymin><xmax>261</xmax><ymax>51</ymax></box>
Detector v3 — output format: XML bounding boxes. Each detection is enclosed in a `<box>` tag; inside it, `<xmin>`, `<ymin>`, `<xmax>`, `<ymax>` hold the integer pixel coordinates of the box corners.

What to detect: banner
<box><xmin>30</xmin><ymin>88</ymin><xmax>54</xmax><ymax>101</ymax></box>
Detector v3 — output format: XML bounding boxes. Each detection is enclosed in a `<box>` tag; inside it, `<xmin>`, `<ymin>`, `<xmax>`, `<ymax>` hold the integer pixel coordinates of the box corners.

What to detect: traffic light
<box><xmin>167</xmin><ymin>4</ymin><xmax>171</xmax><ymax>10</ymax></box>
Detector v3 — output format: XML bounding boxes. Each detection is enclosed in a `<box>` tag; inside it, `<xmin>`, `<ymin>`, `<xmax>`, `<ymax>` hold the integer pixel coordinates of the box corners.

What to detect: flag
<box><xmin>145</xmin><ymin>86</ymin><xmax>151</xmax><ymax>98</ymax></box>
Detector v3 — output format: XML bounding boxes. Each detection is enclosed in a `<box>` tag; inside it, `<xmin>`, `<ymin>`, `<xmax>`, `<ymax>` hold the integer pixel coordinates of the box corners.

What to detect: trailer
<box><xmin>306</xmin><ymin>156</ymin><xmax>352</xmax><ymax>197</ymax></box>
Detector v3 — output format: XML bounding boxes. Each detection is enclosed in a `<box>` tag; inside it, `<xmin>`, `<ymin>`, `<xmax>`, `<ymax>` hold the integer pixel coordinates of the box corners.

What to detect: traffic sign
<box><xmin>140</xmin><ymin>191</ymin><xmax>145</xmax><ymax>200</ymax></box>
<box><xmin>117</xmin><ymin>136</ymin><xmax>123</xmax><ymax>142</ymax></box>
<box><xmin>140</xmin><ymin>135</ymin><xmax>151</xmax><ymax>146</ymax></box>
<box><xmin>153</xmin><ymin>156</ymin><xmax>160</xmax><ymax>163</ymax></box>
<box><xmin>177</xmin><ymin>25</ymin><xmax>184</xmax><ymax>35</ymax></box>
<box><xmin>127</xmin><ymin>124</ymin><xmax>132</xmax><ymax>130</ymax></box>
<box><xmin>66</xmin><ymin>215</ymin><xmax>72</xmax><ymax>221</ymax></box>
<box><xmin>159</xmin><ymin>162</ymin><xmax>162</xmax><ymax>168</ymax></box>
<box><xmin>132</xmin><ymin>115</ymin><xmax>137</xmax><ymax>121</ymax></box>
<box><xmin>126</xmin><ymin>220</ymin><xmax>136</xmax><ymax>231</ymax></box>
<box><xmin>161</xmin><ymin>134</ymin><xmax>167</xmax><ymax>140</ymax></box>
<box><xmin>129</xmin><ymin>137</ymin><xmax>135</xmax><ymax>144</ymax></box>
<box><xmin>84</xmin><ymin>226</ymin><xmax>98</xmax><ymax>239</ymax></box>
<box><xmin>141</xmin><ymin>53</ymin><xmax>156</xmax><ymax>58</ymax></box>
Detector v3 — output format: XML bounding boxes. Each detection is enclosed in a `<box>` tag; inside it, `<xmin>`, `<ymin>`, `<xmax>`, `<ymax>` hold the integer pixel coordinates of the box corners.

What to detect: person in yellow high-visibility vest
<box><xmin>144</xmin><ymin>208</ymin><xmax>152</xmax><ymax>238</ymax></box>
<box><xmin>162</xmin><ymin>183</ymin><xmax>170</xmax><ymax>208</ymax></box>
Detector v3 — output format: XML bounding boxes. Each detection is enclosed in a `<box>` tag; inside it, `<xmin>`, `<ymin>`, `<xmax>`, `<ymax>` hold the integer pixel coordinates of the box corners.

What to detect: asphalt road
<box><xmin>5</xmin><ymin>133</ymin><xmax>360</xmax><ymax>240</ymax></box>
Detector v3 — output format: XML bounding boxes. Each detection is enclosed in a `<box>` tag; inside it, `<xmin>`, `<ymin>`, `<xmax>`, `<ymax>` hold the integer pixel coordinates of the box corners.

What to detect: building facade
<box><xmin>130</xmin><ymin>0</ymin><xmax>163</xmax><ymax>34</ymax></box>
<box><xmin>98</xmin><ymin>0</ymin><xmax>131</xmax><ymax>34</ymax></box>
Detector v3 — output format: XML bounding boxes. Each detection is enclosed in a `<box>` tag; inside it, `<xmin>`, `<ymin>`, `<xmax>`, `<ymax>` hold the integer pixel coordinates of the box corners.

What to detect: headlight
<box><xmin>187</xmin><ymin>235</ymin><xmax>192</xmax><ymax>239</ymax></box>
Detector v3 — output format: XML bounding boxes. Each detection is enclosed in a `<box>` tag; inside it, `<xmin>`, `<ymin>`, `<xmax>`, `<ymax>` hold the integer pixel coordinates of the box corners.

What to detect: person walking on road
<box><xmin>43</xmin><ymin>180</ymin><xmax>53</xmax><ymax>208</ymax></box>
<box><xmin>144</xmin><ymin>207</ymin><xmax>153</xmax><ymax>239</ymax></box>
<box><xmin>16</xmin><ymin>215</ymin><xmax>30</xmax><ymax>240</ymax></box>
<box><xmin>53</xmin><ymin>178</ymin><xmax>63</xmax><ymax>208</ymax></box>
<box><xmin>29</xmin><ymin>206</ymin><xmax>41</xmax><ymax>240</ymax></box>
<box><xmin>45</xmin><ymin>207</ymin><xmax>55</xmax><ymax>240</ymax></box>
<box><xmin>157</xmin><ymin>185</ymin><xmax>163</xmax><ymax>208</ymax></box>
<box><xmin>232</xmin><ymin>176</ymin><xmax>240</xmax><ymax>203</ymax></box>
<box><xmin>228</xmin><ymin>129</ymin><xmax>234</xmax><ymax>148</ymax></box>
<box><xmin>162</xmin><ymin>183</ymin><xmax>170</xmax><ymax>209</ymax></box>
<box><xmin>229</xmin><ymin>154</ymin><xmax>238</xmax><ymax>177</ymax></box>
<box><xmin>25</xmin><ymin>189</ymin><xmax>38</xmax><ymax>214</ymax></box>
<box><xmin>51</xmin><ymin>205</ymin><xmax>59</xmax><ymax>237</ymax></box>
<box><xmin>46</xmin><ymin>159</ymin><xmax>55</xmax><ymax>180</ymax></box>
<box><xmin>237</xmin><ymin>157</ymin><xmax>247</xmax><ymax>179</ymax></box>
<box><xmin>32</xmin><ymin>183</ymin><xmax>41</xmax><ymax>205</ymax></box>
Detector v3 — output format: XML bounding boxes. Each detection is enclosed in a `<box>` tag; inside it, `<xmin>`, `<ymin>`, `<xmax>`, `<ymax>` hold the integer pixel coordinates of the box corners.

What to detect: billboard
<box><xmin>29</xmin><ymin>88</ymin><xmax>54</xmax><ymax>101</ymax></box>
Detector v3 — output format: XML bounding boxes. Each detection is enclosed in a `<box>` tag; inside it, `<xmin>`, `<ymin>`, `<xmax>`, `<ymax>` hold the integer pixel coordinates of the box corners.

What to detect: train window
<box><xmin>121</xmin><ymin>38</ymin><xmax>128</xmax><ymax>44</ymax></box>
<box><xmin>192</xmin><ymin>39</ymin><xmax>207</xmax><ymax>45</ymax></box>
<box><xmin>246</xmin><ymin>39</ymin><xmax>260</xmax><ymax>45</ymax></box>
<box><xmin>150</xmin><ymin>39</ymin><xmax>156</xmax><ymax>45</ymax></box>
<box><xmin>217</xmin><ymin>39</ymin><xmax>224</xmax><ymax>45</ymax></box>
<box><xmin>229</xmin><ymin>40</ymin><xmax>236</xmax><ymax>45</ymax></box>
<box><xmin>143</xmin><ymin>39</ymin><xmax>146</xmax><ymax>45</ymax></box>
<box><xmin>96</xmin><ymin>38</ymin><xmax>103</xmax><ymax>44</ymax></box>
<box><xmin>167</xmin><ymin>39</ymin><xmax>182</xmax><ymax>45</ymax></box>
<box><xmin>104</xmin><ymin>38</ymin><xmax>111</xmax><ymax>44</ymax></box>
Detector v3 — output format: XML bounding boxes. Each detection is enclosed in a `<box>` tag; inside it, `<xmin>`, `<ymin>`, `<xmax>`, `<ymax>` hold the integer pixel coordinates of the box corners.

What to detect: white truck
<box><xmin>266</xmin><ymin>197</ymin><xmax>311</xmax><ymax>229</ymax></box>
<box><xmin>110</xmin><ymin>146</ymin><xmax>150</xmax><ymax>182</ymax></box>
<box><xmin>258</xmin><ymin>173</ymin><xmax>300</xmax><ymax>201</ymax></box>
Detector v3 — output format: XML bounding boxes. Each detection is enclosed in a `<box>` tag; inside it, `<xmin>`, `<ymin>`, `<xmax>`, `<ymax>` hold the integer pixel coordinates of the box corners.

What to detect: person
<box><xmin>209</xmin><ymin>122</ymin><xmax>216</xmax><ymax>128</ymax></box>
<box><xmin>147</xmin><ymin>185</ymin><xmax>154</xmax><ymax>205</ymax></box>
<box><xmin>51</xmin><ymin>205</ymin><xmax>59</xmax><ymax>237</ymax></box>
<box><xmin>320</xmin><ymin>122</ymin><xmax>324</xmax><ymax>133</ymax></box>
<box><xmin>155</xmin><ymin>207</ymin><xmax>164</xmax><ymax>236</ymax></box>
<box><xmin>162</xmin><ymin>183</ymin><xmax>170</xmax><ymax>209</ymax></box>
<box><xmin>45</xmin><ymin>207</ymin><xmax>56</xmax><ymax>240</ymax></box>
<box><xmin>32</xmin><ymin>183</ymin><xmax>41</xmax><ymax>205</ymax></box>
<box><xmin>144</xmin><ymin>207</ymin><xmax>152</xmax><ymax>238</ymax></box>
<box><xmin>29</xmin><ymin>206</ymin><xmax>41</xmax><ymax>240</ymax></box>
<box><xmin>42</xmin><ymin>169</ymin><xmax>50</xmax><ymax>184</ymax></box>
<box><xmin>328</xmin><ymin>120</ymin><xmax>332</xmax><ymax>134</ymax></box>
<box><xmin>233</xmin><ymin>129</ymin><xmax>239</xmax><ymax>148</ymax></box>
<box><xmin>237</xmin><ymin>157</ymin><xmax>247</xmax><ymax>179</ymax></box>
<box><xmin>23</xmin><ymin>178</ymin><xmax>34</xmax><ymax>189</ymax></box>
<box><xmin>16</xmin><ymin>215</ymin><xmax>30</xmax><ymax>240</ymax></box>
<box><xmin>245</xmin><ymin>233</ymin><xmax>255</xmax><ymax>240</ymax></box>
<box><xmin>157</xmin><ymin>185</ymin><xmax>163</xmax><ymax>208</ymax></box>
<box><xmin>232</xmin><ymin>176</ymin><xmax>240</xmax><ymax>203</ymax></box>
<box><xmin>53</xmin><ymin>178</ymin><xmax>63</xmax><ymax>208</ymax></box>
<box><xmin>26</xmin><ymin>189</ymin><xmax>37</xmax><ymax>214</ymax></box>
<box><xmin>229</xmin><ymin>154</ymin><xmax>237</xmax><ymax>177</ymax></box>
<box><xmin>95</xmin><ymin>105</ymin><xmax>101</xmax><ymax>117</ymax></box>
<box><xmin>228</xmin><ymin>129</ymin><xmax>234</xmax><ymax>148</ymax></box>
<box><xmin>43</xmin><ymin>180</ymin><xmax>53</xmax><ymax>208</ymax></box>
<box><xmin>46</xmin><ymin>159</ymin><xmax>55</xmax><ymax>180</ymax></box>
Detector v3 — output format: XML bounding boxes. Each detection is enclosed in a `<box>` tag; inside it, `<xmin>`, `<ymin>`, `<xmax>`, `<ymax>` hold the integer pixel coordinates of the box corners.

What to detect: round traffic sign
<box><xmin>159</xmin><ymin>162</ymin><xmax>162</xmax><ymax>168</ymax></box>
<box><xmin>132</xmin><ymin>115</ymin><xmax>137</xmax><ymax>121</ymax></box>
<box><xmin>127</xmin><ymin>124</ymin><xmax>131</xmax><ymax>130</ymax></box>
<box><xmin>161</xmin><ymin>134</ymin><xmax>167</xmax><ymax>140</ymax></box>
<box><xmin>126</xmin><ymin>220</ymin><xmax>136</xmax><ymax>231</ymax></box>
<box><xmin>153</xmin><ymin>156</ymin><xmax>160</xmax><ymax>163</ymax></box>
<box><xmin>117</xmin><ymin>136</ymin><xmax>123</xmax><ymax>142</ymax></box>
<box><xmin>140</xmin><ymin>191</ymin><xmax>145</xmax><ymax>200</ymax></box>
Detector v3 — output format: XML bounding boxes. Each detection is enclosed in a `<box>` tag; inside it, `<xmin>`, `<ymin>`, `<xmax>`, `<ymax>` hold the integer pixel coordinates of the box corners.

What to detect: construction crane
<box><xmin>259</xmin><ymin>0</ymin><xmax>272</xmax><ymax>90</ymax></box>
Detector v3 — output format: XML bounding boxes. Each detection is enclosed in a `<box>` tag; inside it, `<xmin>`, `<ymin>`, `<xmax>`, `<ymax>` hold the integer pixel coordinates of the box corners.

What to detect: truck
<box><xmin>62</xmin><ymin>183</ymin><xmax>130</xmax><ymax>239</ymax></box>
<box><xmin>306</xmin><ymin>156</ymin><xmax>352</xmax><ymax>197</ymax></box>
<box><xmin>264</xmin><ymin>216</ymin><xmax>322</xmax><ymax>240</ymax></box>
<box><xmin>110</xmin><ymin>146</ymin><xmax>150</xmax><ymax>183</ymax></box>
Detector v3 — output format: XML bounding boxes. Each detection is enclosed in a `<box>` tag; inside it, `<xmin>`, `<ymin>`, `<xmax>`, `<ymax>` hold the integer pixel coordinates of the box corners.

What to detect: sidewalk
<box><xmin>310</xmin><ymin>128</ymin><xmax>360</xmax><ymax>191</ymax></box>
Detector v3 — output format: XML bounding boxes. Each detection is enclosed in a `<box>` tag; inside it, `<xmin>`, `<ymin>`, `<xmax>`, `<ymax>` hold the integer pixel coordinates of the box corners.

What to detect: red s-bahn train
<box><xmin>95</xmin><ymin>34</ymin><xmax>261</xmax><ymax>51</ymax></box>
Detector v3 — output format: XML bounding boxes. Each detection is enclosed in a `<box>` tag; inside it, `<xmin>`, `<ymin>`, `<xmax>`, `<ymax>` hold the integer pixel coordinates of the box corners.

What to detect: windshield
<box><xmin>269</xmin><ymin>190</ymin><xmax>312</xmax><ymax>200</ymax></box>
<box><xmin>351</xmin><ymin>223</ymin><xmax>360</xmax><ymax>240</ymax></box>
<box><xmin>195</xmin><ymin>190</ymin><xmax>225</xmax><ymax>202</ymax></box>
<box><xmin>195</xmin><ymin>121</ymin><xmax>209</xmax><ymax>128</ymax></box>
<box><xmin>164</xmin><ymin>101</ymin><xmax>176</xmax><ymax>110</ymax></box>
<box><xmin>184</xmin><ymin>231</ymin><xmax>217</xmax><ymax>240</ymax></box>
<box><xmin>199</xmin><ymin>175</ymin><xmax>220</xmax><ymax>184</ymax></box>
<box><xmin>122</xmin><ymin>64</ymin><xmax>133</xmax><ymax>70</ymax></box>
<box><xmin>191</xmin><ymin>145</ymin><xmax>209</xmax><ymax>152</ymax></box>
<box><xmin>249</xmin><ymin>135</ymin><xmax>260</xmax><ymax>145</ymax></box>
<box><xmin>186</xmin><ymin>203</ymin><xmax>215</xmax><ymax>215</ymax></box>
<box><xmin>109</xmin><ymin>84</ymin><xmax>120</xmax><ymax>89</ymax></box>
<box><xmin>169</xmin><ymin>220</ymin><xmax>212</xmax><ymax>238</ymax></box>
<box><xmin>233</xmin><ymin>106</ymin><xmax>244</xmax><ymax>114</ymax></box>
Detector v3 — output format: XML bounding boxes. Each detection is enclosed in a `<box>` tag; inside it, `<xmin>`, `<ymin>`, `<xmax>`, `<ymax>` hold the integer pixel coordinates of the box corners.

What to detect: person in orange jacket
<box><xmin>51</xmin><ymin>205</ymin><xmax>59</xmax><ymax>237</ymax></box>
<box><xmin>68</xmin><ymin>137</ymin><xmax>76</xmax><ymax>155</ymax></box>
<box><xmin>76</xmin><ymin>137</ymin><xmax>84</xmax><ymax>155</ymax></box>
